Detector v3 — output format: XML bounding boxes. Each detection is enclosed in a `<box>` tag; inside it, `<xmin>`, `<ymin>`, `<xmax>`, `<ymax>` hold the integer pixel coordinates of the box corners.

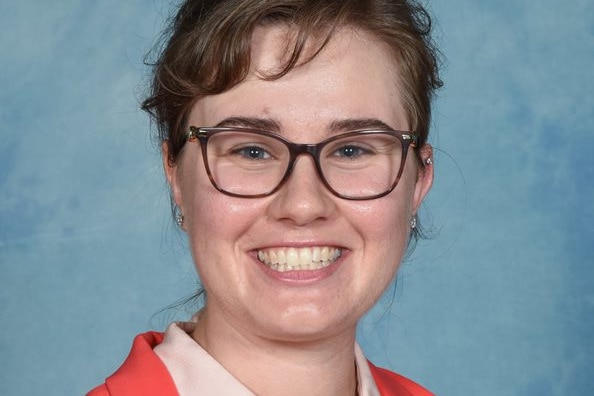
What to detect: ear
<box><xmin>412</xmin><ymin>143</ymin><xmax>434</xmax><ymax>213</ymax></box>
<box><xmin>162</xmin><ymin>141</ymin><xmax>183</xmax><ymax>209</ymax></box>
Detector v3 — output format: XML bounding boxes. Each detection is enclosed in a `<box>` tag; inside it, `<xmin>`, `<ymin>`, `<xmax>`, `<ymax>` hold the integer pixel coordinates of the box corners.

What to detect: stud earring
<box><xmin>410</xmin><ymin>216</ymin><xmax>417</xmax><ymax>229</ymax></box>
<box><xmin>424</xmin><ymin>157</ymin><xmax>433</xmax><ymax>166</ymax></box>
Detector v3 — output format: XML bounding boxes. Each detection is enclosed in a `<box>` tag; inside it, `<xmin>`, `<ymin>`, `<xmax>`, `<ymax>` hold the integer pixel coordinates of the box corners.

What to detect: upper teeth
<box><xmin>257</xmin><ymin>247</ymin><xmax>342</xmax><ymax>272</ymax></box>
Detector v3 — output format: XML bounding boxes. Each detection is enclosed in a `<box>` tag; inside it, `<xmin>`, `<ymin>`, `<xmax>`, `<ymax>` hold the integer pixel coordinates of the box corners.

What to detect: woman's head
<box><xmin>142</xmin><ymin>0</ymin><xmax>442</xmax><ymax>167</ymax></box>
<box><xmin>163</xmin><ymin>25</ymin><xmax>434</xmax><ymax>340</ymax></box>
<box><xmin>144</xmin><ymin>0</ymin><xmax>442</xmax><ymax>340</ymax></box>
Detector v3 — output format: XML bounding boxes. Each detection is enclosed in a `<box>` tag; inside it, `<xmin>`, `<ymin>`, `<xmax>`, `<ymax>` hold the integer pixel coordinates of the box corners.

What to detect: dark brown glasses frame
<box><xmin>186</xmin><ymin>126</ymin><xmax>418</xmax><ymax>200</ymax></box>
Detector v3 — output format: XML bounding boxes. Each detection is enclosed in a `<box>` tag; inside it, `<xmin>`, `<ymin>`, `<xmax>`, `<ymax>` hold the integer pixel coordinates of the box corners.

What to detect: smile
<box><xmin>257</xmin><ymin>246</ymin><xmax>342</xmax><ymax>272</ymax></box>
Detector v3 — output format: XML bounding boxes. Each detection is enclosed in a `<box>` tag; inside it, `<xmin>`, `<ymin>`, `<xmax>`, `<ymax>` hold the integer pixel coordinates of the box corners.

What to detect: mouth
<box><xmin>257</xmin><ymin>246</ymin><xmax>342</xmax><ymax>272</ymax></box>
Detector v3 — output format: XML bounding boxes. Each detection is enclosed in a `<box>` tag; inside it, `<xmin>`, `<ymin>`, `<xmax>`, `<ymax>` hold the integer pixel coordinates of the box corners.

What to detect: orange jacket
<box><xmin>88</xmin><ymin>332</ymin><xmax>433</xmax><ymax>396</ymax></box>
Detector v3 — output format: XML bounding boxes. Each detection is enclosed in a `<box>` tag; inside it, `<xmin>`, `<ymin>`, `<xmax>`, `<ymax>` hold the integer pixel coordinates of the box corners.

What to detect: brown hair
<box><xmin>142</xmin><ymin>0</ymin><xmax>442</xmax><ymax>167</ymax></box>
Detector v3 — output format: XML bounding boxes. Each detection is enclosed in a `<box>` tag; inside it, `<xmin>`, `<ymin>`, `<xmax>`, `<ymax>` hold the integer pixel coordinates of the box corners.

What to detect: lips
<box><xmin>257</xmin><ymin>246</ymin><xmax>342</xmax><ymax>272</ymax></box>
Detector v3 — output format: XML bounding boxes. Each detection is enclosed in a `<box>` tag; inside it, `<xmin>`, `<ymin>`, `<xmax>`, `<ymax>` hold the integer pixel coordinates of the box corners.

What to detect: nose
<box><xmin>267</xmin><ymin>155</ymin><xmax>336</xmax><ymax>226</ymax></box>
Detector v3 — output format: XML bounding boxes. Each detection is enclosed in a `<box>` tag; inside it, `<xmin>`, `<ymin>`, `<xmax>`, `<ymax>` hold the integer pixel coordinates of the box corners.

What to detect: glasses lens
<box><xmin>206</xmin><ymin>130</ymin><xmax>289</xmax><ymax>196</ymax></box>
<box><xmin>320</xmin><ymin>133</ymin><xmax>403</xmax><ymax>198</ymax></box>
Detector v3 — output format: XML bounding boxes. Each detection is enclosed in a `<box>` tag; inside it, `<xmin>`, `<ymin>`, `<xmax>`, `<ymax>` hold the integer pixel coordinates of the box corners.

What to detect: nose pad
<box><xmin>267</xmin><ymin>155</ymin><xmax>336</xmax><ymax>225</ymax></box>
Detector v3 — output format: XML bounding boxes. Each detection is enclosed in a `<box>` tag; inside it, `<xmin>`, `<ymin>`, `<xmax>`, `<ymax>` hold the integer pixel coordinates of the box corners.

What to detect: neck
<box><xmin>192</xmin><ymin>309</ymin><xmax>359</xmax><ymax>396</ymax></box>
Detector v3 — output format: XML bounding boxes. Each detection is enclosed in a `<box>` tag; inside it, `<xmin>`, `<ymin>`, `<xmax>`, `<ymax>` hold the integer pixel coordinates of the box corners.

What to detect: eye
<box><xmin>332</xmin><ymin>145</ymin><xmax>370</xmax><ymax>159</ymax></box>
<box><xmin>233</xmin><ymin>145</ymin><xmax>272</xmax><ymax>160</ymax></box>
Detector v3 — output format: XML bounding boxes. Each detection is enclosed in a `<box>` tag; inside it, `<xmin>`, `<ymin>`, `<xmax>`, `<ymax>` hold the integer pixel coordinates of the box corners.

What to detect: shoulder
<box><xmin>87</xmin><ymin>384</ymin><xmax>109</xmax><ymax>396</ymax></box>
<box><xmin>86</xmin><ymin>332</ymin><xmax>178</xmax><ymax>396</ymax></box>
<box><xmin>368</xmin><ymin>361</ymin><xmax>434</xmax><ymax>396</ymax></box>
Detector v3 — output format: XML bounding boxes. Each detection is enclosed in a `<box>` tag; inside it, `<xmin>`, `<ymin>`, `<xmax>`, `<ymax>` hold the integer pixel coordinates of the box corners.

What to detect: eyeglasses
<box><xmin>186</xmin><ymin>126</ymin><xmax>418</xmax><ymax>200</ymax></box>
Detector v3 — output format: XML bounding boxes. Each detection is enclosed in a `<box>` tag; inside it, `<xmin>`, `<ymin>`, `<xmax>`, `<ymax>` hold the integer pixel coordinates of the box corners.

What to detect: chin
<box><xmin>254</xmin><ymin>305</ymin><xmax>358</xmax><ymax>342</ymax></box>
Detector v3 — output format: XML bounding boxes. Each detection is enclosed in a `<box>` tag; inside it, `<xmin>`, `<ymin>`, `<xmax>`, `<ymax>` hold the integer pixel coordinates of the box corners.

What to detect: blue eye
<box><xmin>334</xmin><ymin>145</ymin><xmax>367</xmax><ymax>158</ymax></box>
<box><xmin>236</xmin><ymin>146</ymin><xmax>271</xmax><ymax>160</ymax></box>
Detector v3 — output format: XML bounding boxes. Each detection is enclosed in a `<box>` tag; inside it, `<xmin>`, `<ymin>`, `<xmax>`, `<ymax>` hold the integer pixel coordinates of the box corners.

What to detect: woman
<box><xmin>89</xmin><ymin>0</ymin><xmax>441</xmax><ymax>394</ymax></box>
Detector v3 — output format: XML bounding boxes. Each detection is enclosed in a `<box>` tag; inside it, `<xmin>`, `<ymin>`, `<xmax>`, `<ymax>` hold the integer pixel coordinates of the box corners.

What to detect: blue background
<box><xmin>1</xmin><ymin>1</ymin><xmax>593</xmax><ymax>395</ymax></box>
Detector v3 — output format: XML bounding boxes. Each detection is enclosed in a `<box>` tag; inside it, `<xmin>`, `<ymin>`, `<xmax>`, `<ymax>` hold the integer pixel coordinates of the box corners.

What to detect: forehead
<box><xmin>189</xmin><ymin>25</ymin><xmax>407</xmax><ymax>136</ymax></box>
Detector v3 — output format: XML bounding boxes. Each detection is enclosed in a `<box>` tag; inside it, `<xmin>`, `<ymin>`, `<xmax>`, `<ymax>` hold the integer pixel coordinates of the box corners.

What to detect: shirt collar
<box><xmin>154</xmin><ymin>322</ymin><xmax>380</xmax><ymax>396</ymax></box>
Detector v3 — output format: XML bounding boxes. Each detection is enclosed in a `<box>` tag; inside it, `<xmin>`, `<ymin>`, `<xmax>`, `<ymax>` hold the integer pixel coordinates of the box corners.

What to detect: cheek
<box><xmin>183</xmin><ymin>191</ymin><xmax>263</xmax><ymax>296</ymax></box>
<box><xmin>349</xmin><ymin>194</ymin><xmax>411</xmax><ymax>240</ymax></box>
<box><xmin>341</xmin><ymin>200</ymin><xmax>410</xmax><ymax>316</ymax></box>
<box><xmin>180</xmin><ymin>170</ymin><xmax>268</xmax><ymax>271</ymax></box>
<box><xmin>348</xmin><ymin>189</ymin><xmax>413</xmax><ymax>279</ymax></box>
<box><xmin>187</xmin><ymin>190</ymin><xmax>261</xmax><ymax>255</ymax></box>
<box><xmin>371</xmin><ymin>204</ymin><xmax>409</xmax><ymax>267</ymax></box>
<box><xmin>178</xmin><ymin>154</ymin><xmax>260</xmax><ymax>237</ymax></box>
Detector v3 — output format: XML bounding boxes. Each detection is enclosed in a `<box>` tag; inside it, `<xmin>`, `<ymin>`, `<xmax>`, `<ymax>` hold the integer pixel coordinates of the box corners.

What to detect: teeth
<box><xmin>299</xmin><ymin>248</ymin><xmax>311</xmax><ymax>266</ymax></box>
<box><xmin>258</xmin><ymin>247</ymin><xmax>342</xmax><ymax>272</ymax></box>
<box><xmin>287</xmin><ymin>248</ymin><xmax>299</xmax><ymax>269</ymax></box>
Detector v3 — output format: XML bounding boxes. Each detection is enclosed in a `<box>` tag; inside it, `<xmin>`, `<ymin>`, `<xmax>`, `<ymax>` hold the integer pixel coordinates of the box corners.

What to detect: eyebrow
<box><xmin>213</xmin><ymin>116</ymin><xmax>397</xmax><ymax>134</ymax></box>
<box><xmin>214</xmin><ymin>117</ymin><xmax>281</xmax><ymax>132</ymax></box>
<box><xmin>328</xmin><ymin>118</ymin><xmax>396</xmax><ymax>132</ymax></box>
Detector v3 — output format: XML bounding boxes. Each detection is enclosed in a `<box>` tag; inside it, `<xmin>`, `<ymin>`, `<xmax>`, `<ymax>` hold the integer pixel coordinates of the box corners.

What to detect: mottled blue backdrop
<box><xmin>1</xmin><ymin>1</ymin><xmax>592</xmax><ymax>395</ymax></box>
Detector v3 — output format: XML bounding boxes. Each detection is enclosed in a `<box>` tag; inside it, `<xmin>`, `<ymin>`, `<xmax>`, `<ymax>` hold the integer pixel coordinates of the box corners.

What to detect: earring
<box><xmin>424</xmin><ymin>157</ymin><xmax>433</xmax><ymax>166</ymax></box>
<box><xmin>410</xmin><ymin>216</ymin><xmax>417</xmax><ymax>229</ymax></box>
<box><xmin>175</xmin><ymin>207</ymin><xmax>184</xmax><ymax>227</ymax></box>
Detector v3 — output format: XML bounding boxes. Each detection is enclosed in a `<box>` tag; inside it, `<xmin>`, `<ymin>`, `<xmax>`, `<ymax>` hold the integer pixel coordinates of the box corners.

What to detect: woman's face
<box><xmin>166</xmin><ymin>26</ymin><xmax>433</xmax><ymax>342</ymax></box>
